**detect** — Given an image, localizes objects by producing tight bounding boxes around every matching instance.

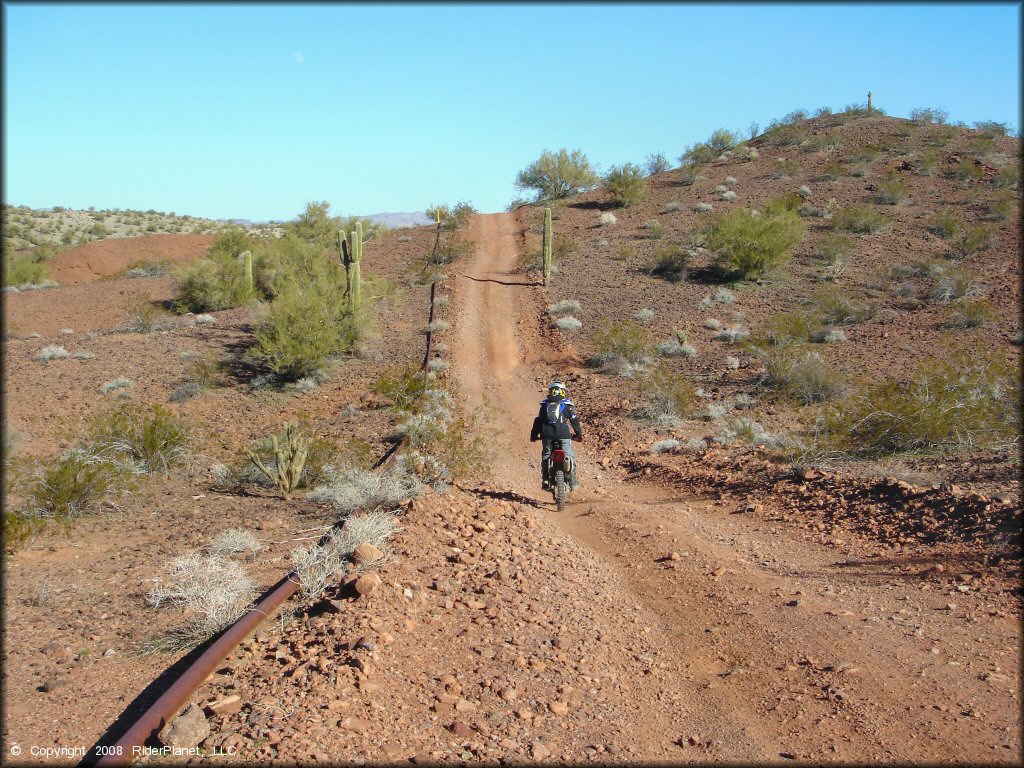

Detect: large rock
[352,542,383,566]
[159,703,210,749]
[354,572,382,597]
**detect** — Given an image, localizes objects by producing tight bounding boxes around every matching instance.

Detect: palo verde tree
[515,149,599,202]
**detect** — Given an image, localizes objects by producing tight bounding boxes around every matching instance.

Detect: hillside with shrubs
[520,104,1020,509]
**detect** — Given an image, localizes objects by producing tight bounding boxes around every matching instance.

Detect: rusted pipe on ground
[91,572,300,767]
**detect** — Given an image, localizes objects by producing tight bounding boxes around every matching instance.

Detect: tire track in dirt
[448,212,1021,763]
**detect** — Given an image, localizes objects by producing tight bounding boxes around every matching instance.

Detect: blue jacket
[530,396,582,441]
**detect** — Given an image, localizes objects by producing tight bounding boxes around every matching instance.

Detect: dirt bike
[546,436,581,511]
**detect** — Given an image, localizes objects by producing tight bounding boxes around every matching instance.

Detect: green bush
[89,403,192,475]
[807,288,877,325]
[251,234,344,300]
[645,152,671,175]
[637,365,697,423]
[174,253,258,313]
[603,163,648,207]
[3,253,51,287]
[252,285,356,381]
[985,190,1017,221]
[759,346,845,404]
[763,192,803,217]
[823,352,1019,455]
[951,158,984,181]
[427,201,477,230]
[925,210,960,238]
[591,320,651,367]
[208,228,254,259]
[679,129,738,167]
[818,232,852,261]
[946,299,995,329]
[649,242,690,282]
[705,208,806,280]
[373,364,426,412]
[952,224,996,258]
[760,311,818,345]
[910,107,948,125]
[831,204,889,234]
[514,149,599,201]
[873,176,908,205]
[431,232,476,266]
[28,448,135,519]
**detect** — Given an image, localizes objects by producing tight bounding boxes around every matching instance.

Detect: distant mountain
[219,212,433,230]
[363,211,433,229]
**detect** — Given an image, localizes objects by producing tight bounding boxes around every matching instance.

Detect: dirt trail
[450,212,1020,763]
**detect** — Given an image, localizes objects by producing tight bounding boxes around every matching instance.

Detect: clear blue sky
[3,2,1020,221]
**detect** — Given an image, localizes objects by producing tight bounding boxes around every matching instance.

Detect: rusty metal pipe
[91,572,300,767]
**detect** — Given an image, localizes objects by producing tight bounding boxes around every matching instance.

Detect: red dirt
[46,234,215,285]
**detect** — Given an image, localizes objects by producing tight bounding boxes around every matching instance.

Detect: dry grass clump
[636,365,697,426]
[758,346,846,405]
[88,403,192,475]
[145,551,257,651]
[945,299,995,329]
[290,510,398,602]
[209,529,262,558]
[807,288,877,325]
[648,242,691,282]
[548,299,582,316]
[309,465,420,517]
[34,345,69,362]
[831,204,889,233]
[555,316,582,331]
[100,377,134,395]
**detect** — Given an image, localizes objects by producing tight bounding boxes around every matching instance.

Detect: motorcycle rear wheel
[554,470,566,511]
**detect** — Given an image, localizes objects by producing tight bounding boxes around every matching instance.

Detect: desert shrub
[641,219,665,239]
[810,327,847,343]
[771,158,801,179]
[432,232,476,265]
[823,352,1018,455]
[762,192,803,217]
[910,107,948,125]
[951,224,996,258]
[427,201,477,230]
[946,299,995,329]
[695,202,714,213]
[604,163,648,207]
[548,299,582,316]
[553,235,580,261]
[599,212,617,227]
[88,403,191,475]
[761,311,817,345]
[34,345,69,362]
[125,260,171,278]
[705,208,806,280]
[715,417,788,448]
[515,149,600,201]
[718,190,737,201]
[28,448,135,519]
[555,316,582,331]
[831,204,888,233]
[209,529,261,559]
[662,201,682,213]
[100,376,134,395]
[650,439,680,454]
[973,120,1012,137]
[645,152,671,175]
[951,157,984,181]
[873,176,908,205]
[126,301,175,333]
[372,363,426,412]
[713,287,735,304]
[208,228,254,260]
[703,317,722,330]
[310,464,420,516]
[649,242,690,282]
[3,254,50,287]
[252,285,357,380]
[807,288,877,324]
[174,254,257,313]
[925,210,960,238]
[760,347,845,405]
[984,190,1017,221]
[637,365,697,424]
[658,339,696,358]
[182,353,223,390]
[929,270,983,303]
[715,325,749,344]
[815,161,846,182]
[818,233,852,262]
[147,551,256,650]
[678,166,701,185]
[634,308,655,322]
[994,165,1020,189]
[589,319,651,373]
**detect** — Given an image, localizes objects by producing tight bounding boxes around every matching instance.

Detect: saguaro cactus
[867,91,873,113]
[242,250,253,293]
[542,207,553,286]
[342,222,364,312]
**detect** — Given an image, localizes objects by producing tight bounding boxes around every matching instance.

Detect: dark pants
[541,438,578,488]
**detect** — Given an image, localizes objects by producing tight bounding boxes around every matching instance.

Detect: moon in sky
[293,52,304,64]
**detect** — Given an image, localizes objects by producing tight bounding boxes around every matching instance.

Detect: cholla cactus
[245,422,309,500]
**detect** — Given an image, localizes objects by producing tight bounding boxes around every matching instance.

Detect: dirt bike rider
[529,381,583,492]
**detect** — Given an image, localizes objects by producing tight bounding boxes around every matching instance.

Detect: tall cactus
[542,207,553,286]
[867,90,873,113]
[242,250,253,293]
[341,222,364,312]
